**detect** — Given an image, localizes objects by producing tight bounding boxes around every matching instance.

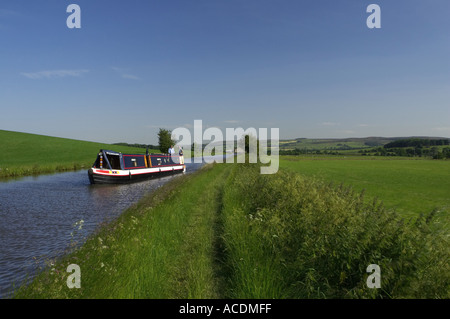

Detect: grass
[221,164,449,298]
[0,130,158,179]
[280,155,450,223]
[13,161,449,299]
[280,138,369,150]
[278,137,396,151]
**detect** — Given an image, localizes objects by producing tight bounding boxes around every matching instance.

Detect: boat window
[106,154,122,170]
[123,155,146,169]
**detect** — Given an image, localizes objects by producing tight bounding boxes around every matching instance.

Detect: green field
[279,137,394,151]
[280,155,450,223]
[0,130,158,178]
[13,162,449,299]
[279,137,450,158]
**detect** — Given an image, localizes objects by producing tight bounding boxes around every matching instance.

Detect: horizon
[1,1,449,144]
[2,128,449,147]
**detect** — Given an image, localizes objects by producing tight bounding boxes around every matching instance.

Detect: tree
[430,147,439,159]
[158,128,175,154]
[191,142,203,157]
[243,134,259,154]
[241,134,260,163]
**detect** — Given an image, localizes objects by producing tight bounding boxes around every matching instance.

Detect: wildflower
[131,216,139,225]
[73,219,84,230]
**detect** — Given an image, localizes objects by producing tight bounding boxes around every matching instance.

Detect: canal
[0,160,208,298]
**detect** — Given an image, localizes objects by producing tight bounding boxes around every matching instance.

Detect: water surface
[0,160,207,298]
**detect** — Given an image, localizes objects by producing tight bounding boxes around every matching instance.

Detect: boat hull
[88,165,185,185]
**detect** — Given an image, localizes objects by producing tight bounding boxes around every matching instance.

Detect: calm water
[0,159,208,298]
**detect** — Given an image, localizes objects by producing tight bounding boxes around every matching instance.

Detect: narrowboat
[88,149,185,184]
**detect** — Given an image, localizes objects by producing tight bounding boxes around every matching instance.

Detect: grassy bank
[14,162,449,299]
[280,155,450,222]
[0,130,158,179]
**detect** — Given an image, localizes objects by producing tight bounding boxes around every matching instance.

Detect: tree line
[360,146,450,159]
[280,149,342,156]
[384,138,449,148]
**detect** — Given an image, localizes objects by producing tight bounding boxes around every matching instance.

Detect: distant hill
[279,136,450,151]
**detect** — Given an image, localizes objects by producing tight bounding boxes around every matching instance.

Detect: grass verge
[222,163,449,298]
[280,155,450,223]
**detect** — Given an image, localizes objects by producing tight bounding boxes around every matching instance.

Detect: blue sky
[1,0,449,144]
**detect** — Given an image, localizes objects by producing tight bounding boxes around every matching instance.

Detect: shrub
[221,164,449,298]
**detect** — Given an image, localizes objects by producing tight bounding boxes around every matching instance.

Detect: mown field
[0,130,158,179]
[13,161,449,299]
[280,155,450,224]
[279,137,388,151]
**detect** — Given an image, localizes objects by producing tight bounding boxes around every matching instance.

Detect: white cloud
[321,122,340,126]
[146,124,167,129]
[111,67,140,80]
[337,130,356,135]
[223,120,240,124]
[122,74,140,80]
[145,124,181,129]
[110,67,125,72]
[0,9,20,17]
[21,69,89,79]
[433,127,450,132]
